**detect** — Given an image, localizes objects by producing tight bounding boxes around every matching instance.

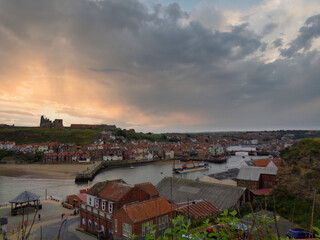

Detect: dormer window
[108,202,113,213]
[102,200,106,211]
[95,199,99,208]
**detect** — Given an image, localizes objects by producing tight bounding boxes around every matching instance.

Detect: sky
[0,0,320,133]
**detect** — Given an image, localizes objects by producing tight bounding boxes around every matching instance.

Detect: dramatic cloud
[0,0,319,132]
[281,14,320,57]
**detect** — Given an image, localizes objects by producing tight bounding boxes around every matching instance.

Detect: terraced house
[79,179,159,239]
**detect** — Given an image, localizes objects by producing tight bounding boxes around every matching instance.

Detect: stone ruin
[40,115,63,128]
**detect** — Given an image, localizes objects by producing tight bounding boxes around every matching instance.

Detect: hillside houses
[0,141,15,150]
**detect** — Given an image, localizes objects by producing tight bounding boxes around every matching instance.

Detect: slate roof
[123,197,172,223]
[173,200,220,218]
[156,177,246,210]
[237,167,277,181]
[10,191,40,204]
[0,218,8,225]
[208,168,240,180]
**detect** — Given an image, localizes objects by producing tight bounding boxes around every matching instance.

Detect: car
[205,223,249,239]
[286,228,316,239]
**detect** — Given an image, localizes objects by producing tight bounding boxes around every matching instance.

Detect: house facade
[112,197,174,240]
[79,180,159,239]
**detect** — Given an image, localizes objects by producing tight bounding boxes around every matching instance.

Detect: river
[0,155,267,205]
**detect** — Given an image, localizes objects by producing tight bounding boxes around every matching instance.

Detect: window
[88,196,92,206]
[123,223,132,237]
[101,225,105,233]
[163,215,168,229]
[102,200,106,211]
[115,219,118,233]
[158,217,162,230]
[142,220,153,236]
[95,199,99,208]
[108,202,113,213]
[88,219,92,227]
[82,217,86,225]
[94,222,98,231]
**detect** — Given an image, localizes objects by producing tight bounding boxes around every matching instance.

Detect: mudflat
[0,163,93,179]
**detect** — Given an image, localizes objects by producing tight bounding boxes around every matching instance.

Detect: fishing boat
[173,160,209,174]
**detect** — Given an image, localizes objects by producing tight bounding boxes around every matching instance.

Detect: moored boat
[173,160,209,174]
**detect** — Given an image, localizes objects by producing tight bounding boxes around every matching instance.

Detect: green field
[0,128,102,145]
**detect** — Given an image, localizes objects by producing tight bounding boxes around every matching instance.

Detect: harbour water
[0,155,267,205]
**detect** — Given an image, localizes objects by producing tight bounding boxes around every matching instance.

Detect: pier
[75,159,162,183]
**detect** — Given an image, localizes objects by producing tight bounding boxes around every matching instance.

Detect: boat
[173,160,209,174]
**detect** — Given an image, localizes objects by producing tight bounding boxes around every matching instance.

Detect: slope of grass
[0,128,101,145]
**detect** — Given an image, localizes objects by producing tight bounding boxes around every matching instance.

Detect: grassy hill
[272,138,320,228]
[0,127,102,145]
[276,138,320,199]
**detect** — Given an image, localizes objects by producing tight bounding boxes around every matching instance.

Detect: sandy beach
[0,163,93,179]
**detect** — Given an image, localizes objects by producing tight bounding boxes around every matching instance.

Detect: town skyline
[1,0,320,133]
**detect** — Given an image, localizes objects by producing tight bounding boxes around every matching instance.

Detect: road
[30,217,96,240]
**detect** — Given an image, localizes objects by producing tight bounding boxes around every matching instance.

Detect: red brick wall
[66,195,82,208]
[80,209,111,238]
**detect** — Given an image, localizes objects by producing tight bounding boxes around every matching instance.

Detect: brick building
[79,179,159,239]
[112,197,174,240]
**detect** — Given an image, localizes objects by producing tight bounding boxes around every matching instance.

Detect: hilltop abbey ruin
[40,116,63,128]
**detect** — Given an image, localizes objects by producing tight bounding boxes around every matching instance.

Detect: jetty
[75,159,162,183]
[75,161,103,182]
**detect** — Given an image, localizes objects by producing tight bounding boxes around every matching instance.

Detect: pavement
[0,200,96,240]
[241,210,297,238]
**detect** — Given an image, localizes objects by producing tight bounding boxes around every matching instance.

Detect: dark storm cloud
[281,14,320,57]
[0,0,319,130]
[273,38,283,47]
[261,23,278,35]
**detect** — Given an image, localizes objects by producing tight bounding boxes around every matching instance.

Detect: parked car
[286,228,316,239]
[206,223,249,239]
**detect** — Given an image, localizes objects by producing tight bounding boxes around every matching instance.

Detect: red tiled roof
[253,158,271,167]
[172,200,220,218]
[124,197,172,223]
[76,193,87,202]
[272,158,281,168]
[252,188,272,196]
[87,179,126,196]
[98,182,132,201]
[135,182,159,197]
